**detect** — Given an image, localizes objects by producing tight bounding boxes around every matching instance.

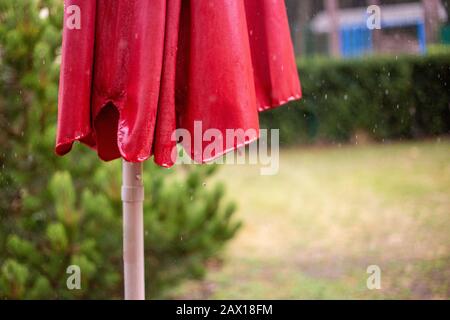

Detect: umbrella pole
[122,160,145,300]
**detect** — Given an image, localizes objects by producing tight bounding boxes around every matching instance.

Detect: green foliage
[261,53,450,145]
[0,0,240,299]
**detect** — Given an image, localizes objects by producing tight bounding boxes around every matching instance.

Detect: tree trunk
[368,0,382,53]
[295,0,313,56]
[423,0,442,44]
[325,0,340,57]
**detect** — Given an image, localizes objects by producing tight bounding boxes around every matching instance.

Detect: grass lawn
[174,139,450,299]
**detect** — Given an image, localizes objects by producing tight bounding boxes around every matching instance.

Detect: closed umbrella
[56,0,301,300]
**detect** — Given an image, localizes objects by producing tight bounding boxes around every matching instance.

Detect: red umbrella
[56,0,301,299]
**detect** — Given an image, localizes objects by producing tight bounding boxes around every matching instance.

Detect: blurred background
[0,0,449,299]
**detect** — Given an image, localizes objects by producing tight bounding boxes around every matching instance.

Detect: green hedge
[261,52,450,145]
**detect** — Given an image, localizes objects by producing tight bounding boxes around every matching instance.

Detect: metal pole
[121,160,145,300]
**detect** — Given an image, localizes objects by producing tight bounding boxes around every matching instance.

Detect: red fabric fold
[56,0,302,166]
[56,0,97,155]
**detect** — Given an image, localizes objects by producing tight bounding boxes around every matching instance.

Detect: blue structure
[340,20,427,58]
[340,20,427,57]
[310,3,447,58]
[340,26,373,57]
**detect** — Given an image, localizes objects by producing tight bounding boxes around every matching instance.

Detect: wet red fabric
[56,0,301,166]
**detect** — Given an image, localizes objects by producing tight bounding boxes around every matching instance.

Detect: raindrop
[39,8,49,20]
